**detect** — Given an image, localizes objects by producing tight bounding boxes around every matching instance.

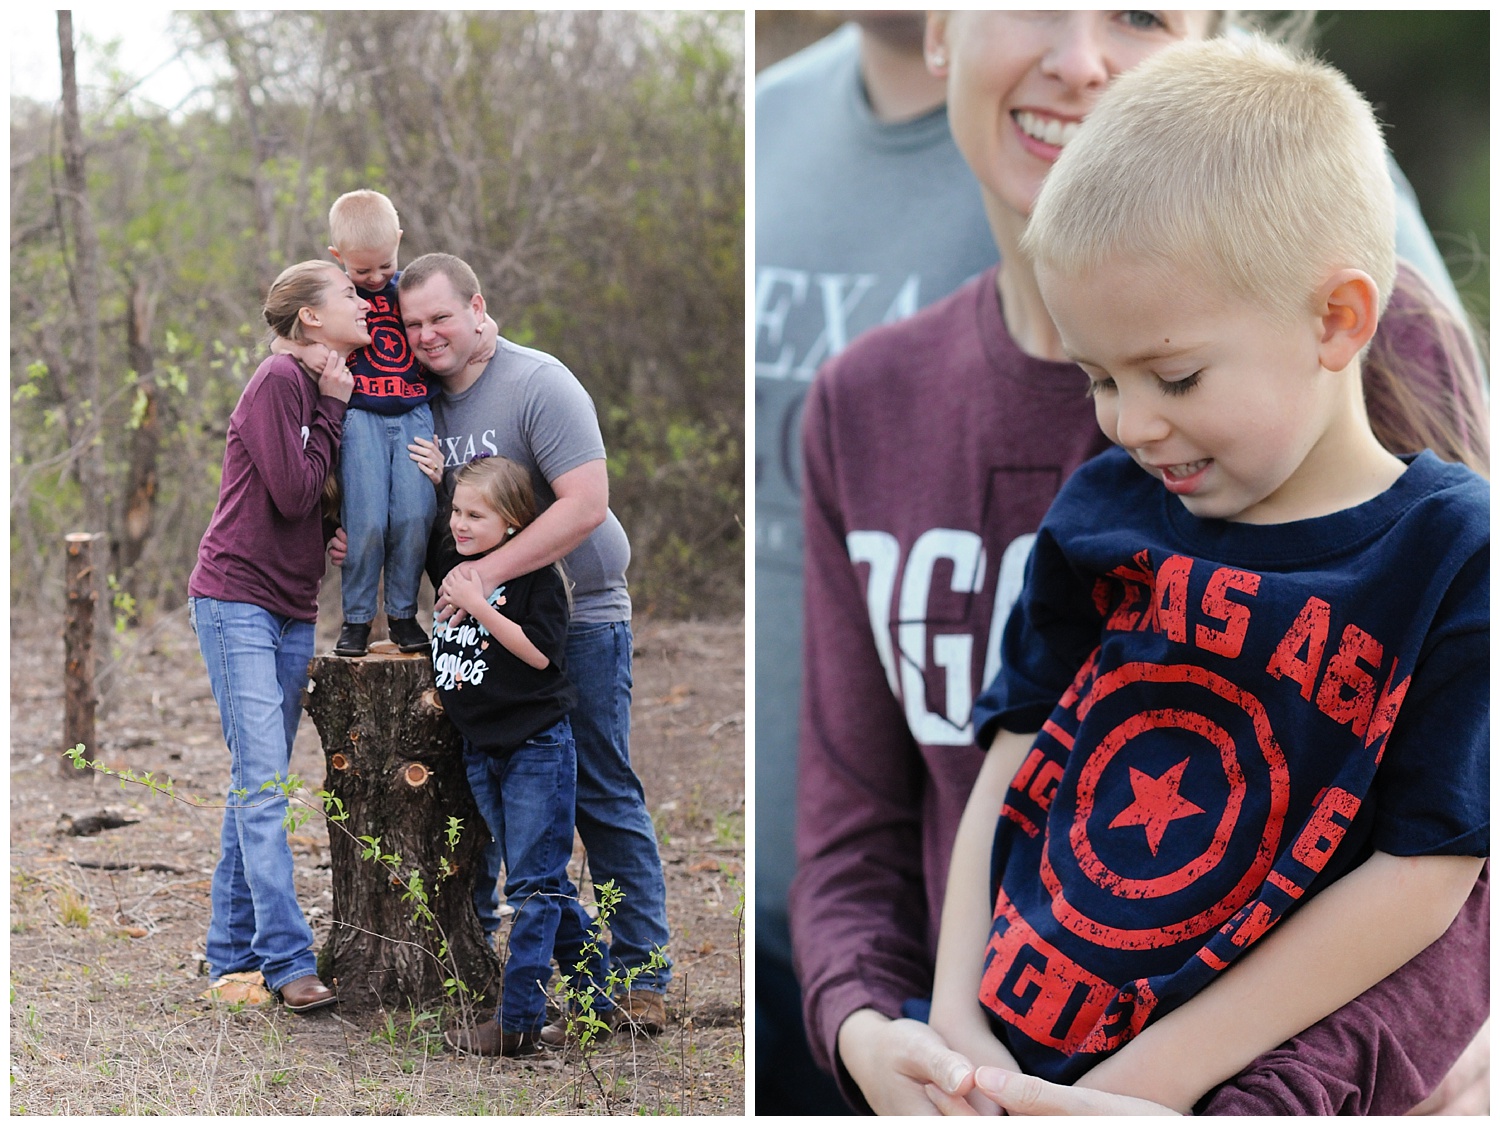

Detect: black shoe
[388,617,430,653]
[334,621,370,657]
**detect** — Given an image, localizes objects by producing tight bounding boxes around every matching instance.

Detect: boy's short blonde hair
[1022,36,1396,322]
[328,189,401,253]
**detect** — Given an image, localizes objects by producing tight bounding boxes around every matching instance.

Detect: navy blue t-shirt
[347,273,437,415]
[971,446,1488,1083]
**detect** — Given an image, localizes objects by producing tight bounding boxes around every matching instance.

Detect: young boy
[321,190,495,656]
[929,37,1487,1114]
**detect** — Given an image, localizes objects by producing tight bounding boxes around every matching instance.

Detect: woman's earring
[928,49,947,70]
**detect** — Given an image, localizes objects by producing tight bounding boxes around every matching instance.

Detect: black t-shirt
[429,543,576,754]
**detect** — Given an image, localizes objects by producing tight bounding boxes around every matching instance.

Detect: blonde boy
[931,38,1487,1112]
[322,189,494,656]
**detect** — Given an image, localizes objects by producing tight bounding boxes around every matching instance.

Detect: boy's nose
[1111,389,1172,450]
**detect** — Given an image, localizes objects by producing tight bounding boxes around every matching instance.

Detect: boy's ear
[327,246,343,267]
[924,12,951,76]
[1316,269,1379,372]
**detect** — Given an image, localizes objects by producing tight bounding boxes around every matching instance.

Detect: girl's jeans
[462,718,613,1033]
[190,597,319,992]
[338,403,437,623]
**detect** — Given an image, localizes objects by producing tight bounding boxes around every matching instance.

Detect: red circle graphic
[1040,661,1290,950]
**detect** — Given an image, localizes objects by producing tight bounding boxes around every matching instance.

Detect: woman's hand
[408,435,445,485]
[927,1067,1179,1116]
[838,1010,978,1116]
[317,348,354,402]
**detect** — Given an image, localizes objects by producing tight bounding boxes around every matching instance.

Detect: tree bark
[63,532,103,778]
[303,647,499,1015]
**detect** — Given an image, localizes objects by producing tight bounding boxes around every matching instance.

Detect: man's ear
[1316,269,1380,372]
[924,12,951,77]
[470,292,487,328]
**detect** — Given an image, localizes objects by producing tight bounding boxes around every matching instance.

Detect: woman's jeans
[473,621,673,993]
[338,403,437,623]
[190,597,318,992]
[462,719,613,1033]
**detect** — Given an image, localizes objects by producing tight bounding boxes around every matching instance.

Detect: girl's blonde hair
[1023,36,1395,323]
[262,261,342,345]
[451,456,573,601]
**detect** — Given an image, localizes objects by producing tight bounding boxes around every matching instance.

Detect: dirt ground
[9,607,745,1115]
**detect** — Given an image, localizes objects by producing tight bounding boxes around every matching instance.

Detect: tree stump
[303,644,499,1014]
[63,532,104,778]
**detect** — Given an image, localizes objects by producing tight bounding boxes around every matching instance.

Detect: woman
[788,11,1487,1114]
[187,261,363,1012]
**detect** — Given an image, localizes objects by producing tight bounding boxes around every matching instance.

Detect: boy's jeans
[190,597,319,992]
[472,622,673,992]
[462,720,613,1033]
[339,404,437,623]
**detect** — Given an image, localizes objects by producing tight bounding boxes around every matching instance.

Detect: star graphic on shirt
[1108,757,1204,856]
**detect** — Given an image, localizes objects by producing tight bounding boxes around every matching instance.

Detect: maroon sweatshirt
[188,354,345,621]
[791,263,1488,1113]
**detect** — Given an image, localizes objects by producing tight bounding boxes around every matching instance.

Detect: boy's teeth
[1166,459,1209,479]
[1016,111,1081,148]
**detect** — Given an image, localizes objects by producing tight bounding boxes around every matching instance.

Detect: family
[186,190,670,1055]
[762,11,1487,1119]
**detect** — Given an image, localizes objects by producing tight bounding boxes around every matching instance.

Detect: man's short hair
[397,253,482,303]
[1022,36,1397,321]
[328,189,401,252]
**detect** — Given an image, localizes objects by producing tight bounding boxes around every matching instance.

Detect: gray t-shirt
[754,24,998,962]
[432,337,631,624]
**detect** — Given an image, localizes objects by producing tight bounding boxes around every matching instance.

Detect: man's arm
[437,458,607,619]
[1077,850,1485,1113]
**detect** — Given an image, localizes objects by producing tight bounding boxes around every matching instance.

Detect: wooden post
[63,532,104,777]
[303,645,500,1014]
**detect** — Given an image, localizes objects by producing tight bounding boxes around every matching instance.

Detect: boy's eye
[1158,371,1202,397]
[1119,11,1168,32]
[1084,376,1116,398]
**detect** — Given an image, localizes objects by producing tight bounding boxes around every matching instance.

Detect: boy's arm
[928,728,1036,1106]
[1076,850,1485,1113]
[464,314,500,373]
[270,335,340,373]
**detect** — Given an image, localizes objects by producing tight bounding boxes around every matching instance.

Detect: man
[399,251,672,1042]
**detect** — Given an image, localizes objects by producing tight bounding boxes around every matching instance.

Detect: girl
[789,10,1488,1115]
[429,455,615,1057]
[188,260,362,1013]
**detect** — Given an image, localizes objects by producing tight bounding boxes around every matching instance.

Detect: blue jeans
[462,720,613,1033]
[189,597,319,992]
[339,404,437,623]
[565,621,672,991]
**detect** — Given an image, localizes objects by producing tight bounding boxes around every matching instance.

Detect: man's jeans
[190,597,318,992]
[339,404,437,623]
[462,720,613,1033]
[474,621,672,992]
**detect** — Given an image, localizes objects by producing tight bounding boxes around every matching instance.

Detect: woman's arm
[928,728,1034,1107]
[1077,850,1485,1113]
[238,356,350,521]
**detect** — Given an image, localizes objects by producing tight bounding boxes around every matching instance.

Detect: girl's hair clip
[468,452,493,463]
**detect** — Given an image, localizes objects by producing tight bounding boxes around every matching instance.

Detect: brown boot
[612,990,667,1035]
[444,1019,541,1058]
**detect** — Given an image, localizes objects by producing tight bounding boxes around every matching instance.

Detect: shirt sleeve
[788,368,936,1099]
[519,360,608,485]
[1201,863,1489,1114]
[238,361,345,521]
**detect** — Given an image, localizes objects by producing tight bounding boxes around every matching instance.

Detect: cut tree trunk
[303,644,499,1014]
[63,532,103,777]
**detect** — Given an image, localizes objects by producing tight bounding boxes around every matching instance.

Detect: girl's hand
[408,435,445,484]
[448,566,501,618]
[317,348,354,402]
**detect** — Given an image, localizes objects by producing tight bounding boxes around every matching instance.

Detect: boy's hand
[274,336,339,376]
[327,527,348,566]
[928,1067,1178,1116]
[317,348,354,402]
[469,314,500,370]
[408,435,445,485]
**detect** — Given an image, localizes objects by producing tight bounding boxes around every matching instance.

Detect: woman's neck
[986,199,1069,362]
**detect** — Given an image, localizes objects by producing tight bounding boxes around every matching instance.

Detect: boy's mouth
[1014,110,1082,149]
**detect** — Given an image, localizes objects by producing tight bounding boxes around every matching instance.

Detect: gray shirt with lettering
[431,337,631,624]
[754,23,998,961]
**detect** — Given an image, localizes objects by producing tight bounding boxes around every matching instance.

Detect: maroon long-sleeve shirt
[188,354,345,621]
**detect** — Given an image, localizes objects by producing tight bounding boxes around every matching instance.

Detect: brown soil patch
[10,610,745,1115]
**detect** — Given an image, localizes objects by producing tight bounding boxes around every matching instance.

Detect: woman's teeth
[1016,111,1081,148]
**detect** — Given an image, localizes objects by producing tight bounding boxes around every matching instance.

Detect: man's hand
[327,526,348,566]
[927,1066,1179,1116]
[837,1010,977,1116]
[408,434,445,485]
[317,347,354,402]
